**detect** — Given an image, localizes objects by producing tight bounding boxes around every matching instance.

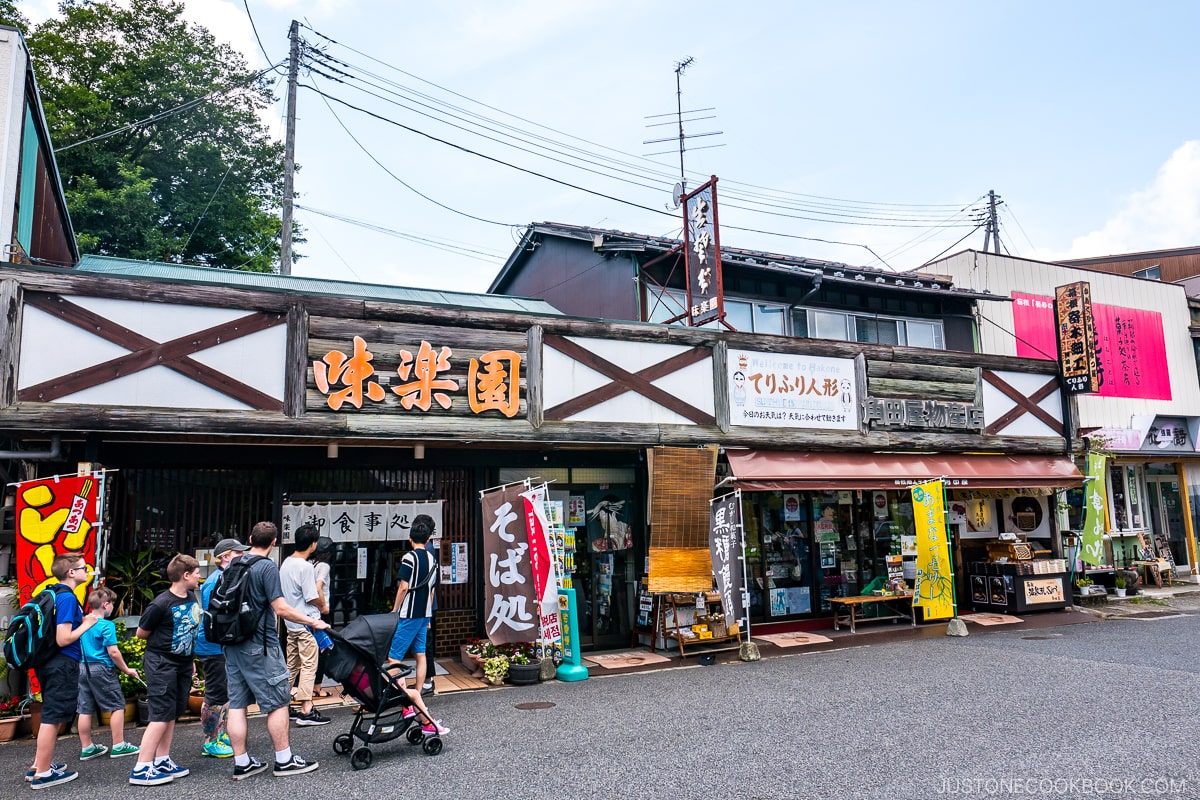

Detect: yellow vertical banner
[911,479,955,621]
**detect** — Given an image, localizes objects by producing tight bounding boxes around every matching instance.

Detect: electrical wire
[918,220,989,267]
[54,61,286,153]
[180,160,234,255]
[294,203,505,262]
[242,0,275,66]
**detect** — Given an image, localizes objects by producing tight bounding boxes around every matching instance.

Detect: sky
[23,1,1200,292]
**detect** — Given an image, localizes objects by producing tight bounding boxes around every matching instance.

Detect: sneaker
[232,756,268,780]
[294,709,331,727]
[402,706,416,720]
[202,739,234,758]
[153,757,190,778]
[287,704,299,718]
[218,732,231,747]
[25,763,65,782]
[80,743,109,760]
[30,767,78,790]
[421,720,449,735]
[421,679,435,696]
[128,765,172,787]
[110,742,140,758]
[273,754,319,776]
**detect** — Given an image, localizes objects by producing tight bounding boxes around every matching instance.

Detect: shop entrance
[1145,469,1188,573]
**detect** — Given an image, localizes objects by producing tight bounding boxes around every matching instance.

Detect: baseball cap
[213,538,251,557]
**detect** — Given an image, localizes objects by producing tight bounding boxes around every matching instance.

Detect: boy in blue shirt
[28,553,98,790]
[77,586,141,759]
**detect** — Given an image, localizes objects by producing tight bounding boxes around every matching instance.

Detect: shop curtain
[647,446,718,593]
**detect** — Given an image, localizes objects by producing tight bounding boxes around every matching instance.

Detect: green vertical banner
[1080,453,1108,566]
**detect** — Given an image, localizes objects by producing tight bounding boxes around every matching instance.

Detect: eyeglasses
[68,566,86,574]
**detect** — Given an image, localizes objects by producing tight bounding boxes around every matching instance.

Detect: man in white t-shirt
[279,525,329,726]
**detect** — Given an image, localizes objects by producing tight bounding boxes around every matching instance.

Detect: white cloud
[1040,140,1200,260]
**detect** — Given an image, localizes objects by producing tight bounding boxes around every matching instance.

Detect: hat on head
[213,538,251,558]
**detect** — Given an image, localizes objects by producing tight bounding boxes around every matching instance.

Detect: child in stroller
[323,614,447,770]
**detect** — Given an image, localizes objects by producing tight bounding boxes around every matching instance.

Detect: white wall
[0,29,27,252]
[934,251,1200,428]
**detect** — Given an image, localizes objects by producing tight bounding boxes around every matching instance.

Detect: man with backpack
[217,521,330,780]
[27,553,99,789]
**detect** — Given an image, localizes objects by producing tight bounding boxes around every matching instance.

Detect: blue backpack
[3,584,73,670]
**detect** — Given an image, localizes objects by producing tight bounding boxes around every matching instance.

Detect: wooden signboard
[1054,282,1101,394]
[1153,534,1177,570]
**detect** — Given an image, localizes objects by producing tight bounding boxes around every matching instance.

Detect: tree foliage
[27,0,298,271]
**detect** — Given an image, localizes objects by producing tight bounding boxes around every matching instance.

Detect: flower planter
[136,694,150,726]
[507,660,542,686]
[0,715,26,742]
[187,690,204,716]
[460,645,484,677]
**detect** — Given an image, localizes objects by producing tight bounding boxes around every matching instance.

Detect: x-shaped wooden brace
[542,334,714,425]
[982,369,1062,436]
[19,293,286,411]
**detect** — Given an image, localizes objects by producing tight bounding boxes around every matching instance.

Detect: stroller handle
[383,662,414,679]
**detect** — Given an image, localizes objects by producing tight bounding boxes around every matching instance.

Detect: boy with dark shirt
[129,554,202,786]
[28,553,98,790]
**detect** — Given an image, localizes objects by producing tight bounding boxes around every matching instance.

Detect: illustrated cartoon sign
[15,474,101,604]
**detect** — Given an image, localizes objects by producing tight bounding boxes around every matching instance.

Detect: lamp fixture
[326,442,339,459]
[414,444,425,460]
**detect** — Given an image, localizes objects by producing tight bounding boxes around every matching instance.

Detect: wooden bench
[829,593,916,633]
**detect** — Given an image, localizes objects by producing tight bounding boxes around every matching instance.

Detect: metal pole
[280,20,300,275]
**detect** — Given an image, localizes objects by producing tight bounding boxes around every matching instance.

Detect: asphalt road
[3,601,1199,799]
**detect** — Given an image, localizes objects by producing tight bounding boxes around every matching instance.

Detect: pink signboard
[1011,292,1171,400]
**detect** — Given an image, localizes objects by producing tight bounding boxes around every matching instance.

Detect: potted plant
[1114,576,1127,598]
[1075,576,1094,596]
[482,655,509,686]
[115,623,148,724]
[505,643,542,686]
[461,638,488,677]
[105,549,169,617]
[187,667,205,716]
[0,695,27,742]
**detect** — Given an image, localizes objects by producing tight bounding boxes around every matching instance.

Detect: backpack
[4,584,74,670]
[203,554,266,647]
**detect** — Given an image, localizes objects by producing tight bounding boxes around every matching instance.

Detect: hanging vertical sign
[520,484,562,651]
[1080,453,1108,566]
[911,479,955,621]
[480,485,538,644]
[682,175,725,327]
[15,473,102,604]
[1054,281,1101,394]
[709,492,746,625]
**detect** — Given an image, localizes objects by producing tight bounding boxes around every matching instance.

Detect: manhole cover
[1122,611,1185,620]
[514,702,556,711]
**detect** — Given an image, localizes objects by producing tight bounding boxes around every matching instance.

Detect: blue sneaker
[30,767,77,790]
[128,764,173,786]
[25,763,65,782]
[153,756,189,778]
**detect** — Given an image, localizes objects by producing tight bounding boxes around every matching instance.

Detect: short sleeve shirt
[225,555,283,652]
[396,548,437,619]
[193,569,224,657]
[139,590,201,663]
[54,586,84,662]
[79,617,117,667]
[314,561,331,608]
[279,556,319,632]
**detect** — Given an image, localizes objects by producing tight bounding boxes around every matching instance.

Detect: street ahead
[3,599,1199,800]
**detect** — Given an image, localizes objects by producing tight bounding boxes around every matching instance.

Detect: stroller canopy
[335,613,400,665]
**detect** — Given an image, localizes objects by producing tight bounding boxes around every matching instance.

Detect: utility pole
[279,19,299,275]
[982,189,1001,254]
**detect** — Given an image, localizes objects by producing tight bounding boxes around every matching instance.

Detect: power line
[294,203,505,262]
[242,0,275,66]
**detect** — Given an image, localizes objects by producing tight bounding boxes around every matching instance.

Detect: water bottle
[313,627,333,652]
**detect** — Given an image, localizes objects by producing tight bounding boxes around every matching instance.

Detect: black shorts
[34,653,80,725]
[143,650,190,722]
[198,653,228,706]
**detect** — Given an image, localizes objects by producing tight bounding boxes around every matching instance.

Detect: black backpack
[203,555,266,647]
[4,584,74,670]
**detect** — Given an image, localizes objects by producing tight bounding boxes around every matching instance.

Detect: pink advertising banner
[1011,292,1171,401]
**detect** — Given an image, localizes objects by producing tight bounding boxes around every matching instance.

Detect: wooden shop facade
[0,257,1080,654]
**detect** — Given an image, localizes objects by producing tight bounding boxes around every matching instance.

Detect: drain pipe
[0,436,62,460]
[799,272,823,303]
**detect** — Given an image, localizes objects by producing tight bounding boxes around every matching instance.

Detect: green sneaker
[218,732,231,747]
[109,742,140,758]
[201,740,234,758]
[80,744,108,761]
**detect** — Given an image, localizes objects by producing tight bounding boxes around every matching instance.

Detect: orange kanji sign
[393,341,456,411]
[468,350,521,418]
[313,335,386,411]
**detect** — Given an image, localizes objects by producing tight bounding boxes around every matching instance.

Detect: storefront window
[1108,464,1147,531]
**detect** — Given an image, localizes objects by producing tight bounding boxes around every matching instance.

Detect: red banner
[14,475,99,604]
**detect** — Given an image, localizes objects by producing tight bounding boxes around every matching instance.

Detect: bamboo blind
[647,445,718,593]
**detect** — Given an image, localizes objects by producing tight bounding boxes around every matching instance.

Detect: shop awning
[726,451,1084,491]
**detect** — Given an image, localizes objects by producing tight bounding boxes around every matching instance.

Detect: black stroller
[322,613,444,769]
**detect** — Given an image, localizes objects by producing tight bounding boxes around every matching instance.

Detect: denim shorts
[143,650,190,722]
[35,653,80,725]
[224,642,291,713]
[77,663,126,715]
[388,617,429,660]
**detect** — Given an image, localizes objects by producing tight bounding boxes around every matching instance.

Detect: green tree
[27,0,298,272]
[0,2,28,33]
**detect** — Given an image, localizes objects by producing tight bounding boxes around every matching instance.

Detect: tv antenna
[643,56,723,208]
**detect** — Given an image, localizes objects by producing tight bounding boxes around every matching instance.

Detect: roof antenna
[643,57,723,209]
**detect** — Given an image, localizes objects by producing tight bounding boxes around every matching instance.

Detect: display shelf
[658,593,739,658]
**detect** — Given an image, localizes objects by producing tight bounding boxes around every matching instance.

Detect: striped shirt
[397,548,437,618]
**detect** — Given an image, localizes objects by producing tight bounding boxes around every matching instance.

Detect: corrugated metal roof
[75,255,563,315]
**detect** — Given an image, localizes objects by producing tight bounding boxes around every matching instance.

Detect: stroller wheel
[422,737,442,756]
[333,734,353,755]
[350,746,374,771]
[405,727,425,745]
